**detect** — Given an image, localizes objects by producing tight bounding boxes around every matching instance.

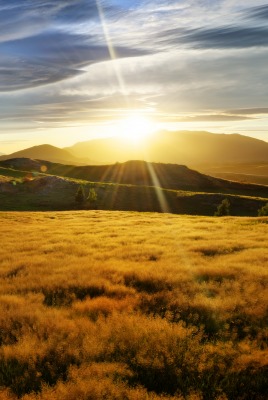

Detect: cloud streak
[246,4,268,20]
[159,26,268,49]
[225,108,268,115]
[0,0,148,91]
[0,31,149,91]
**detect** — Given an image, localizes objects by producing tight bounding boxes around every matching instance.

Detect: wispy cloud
[0,30,148,91]
[246,4,268,20]
[0,0,147,91]
[158,26,268,49]
[225,108,268,115]
[161,114,255,122]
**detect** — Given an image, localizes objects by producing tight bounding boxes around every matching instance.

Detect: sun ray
[96,0,128,99]
[146,162,170,213]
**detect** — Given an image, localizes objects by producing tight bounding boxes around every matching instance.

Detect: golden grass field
[0,211,267,399]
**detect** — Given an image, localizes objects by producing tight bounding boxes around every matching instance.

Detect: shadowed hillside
[0,173,266,215]
[0,159,267,215]
[1,158,267,197]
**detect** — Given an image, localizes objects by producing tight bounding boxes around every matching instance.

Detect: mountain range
[66,131,268,165]
[0,131,268,185]
[1,131,268,171]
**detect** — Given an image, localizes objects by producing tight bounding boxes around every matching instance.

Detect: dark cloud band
[0,29,149,91]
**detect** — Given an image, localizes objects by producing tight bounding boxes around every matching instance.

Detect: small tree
[258,202,268,216]
[75,185,86,204]
[214,198,230,216]
[87,187,97,206]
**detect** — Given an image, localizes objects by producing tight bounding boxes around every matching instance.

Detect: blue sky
[0,0,268,152]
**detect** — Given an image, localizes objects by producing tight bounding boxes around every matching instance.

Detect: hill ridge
[0,144,92,165]
[0,158,267,215]
[1,158,267,196]
[2,131,268,167]
[66,130,268,165]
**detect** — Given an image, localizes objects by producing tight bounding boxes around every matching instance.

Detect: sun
[116,113,156,145]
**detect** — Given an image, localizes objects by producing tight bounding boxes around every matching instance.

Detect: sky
[0,0,268,153]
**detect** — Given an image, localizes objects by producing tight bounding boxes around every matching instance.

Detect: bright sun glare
[116,114,156,145]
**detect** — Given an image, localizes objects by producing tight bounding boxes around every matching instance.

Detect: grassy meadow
[0,211,267,399]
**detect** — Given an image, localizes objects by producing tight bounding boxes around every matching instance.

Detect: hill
[66,131,268,165]
[0,144,91,165]
[1,158,268,197]
[196,162,268,186]
[2,132,268,181]
[0,158,267,215]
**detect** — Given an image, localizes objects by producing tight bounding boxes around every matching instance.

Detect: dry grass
[0,211,267,399]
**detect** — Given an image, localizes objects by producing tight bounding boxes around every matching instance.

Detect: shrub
[75,185,86,204]
[87,187,97,206]
[214,198,230,216]
[258,202,268,216]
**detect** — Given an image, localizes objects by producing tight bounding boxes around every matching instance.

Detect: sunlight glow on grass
[0,211,267,399]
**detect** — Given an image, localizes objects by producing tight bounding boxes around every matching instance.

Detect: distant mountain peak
[0,144,91,165]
